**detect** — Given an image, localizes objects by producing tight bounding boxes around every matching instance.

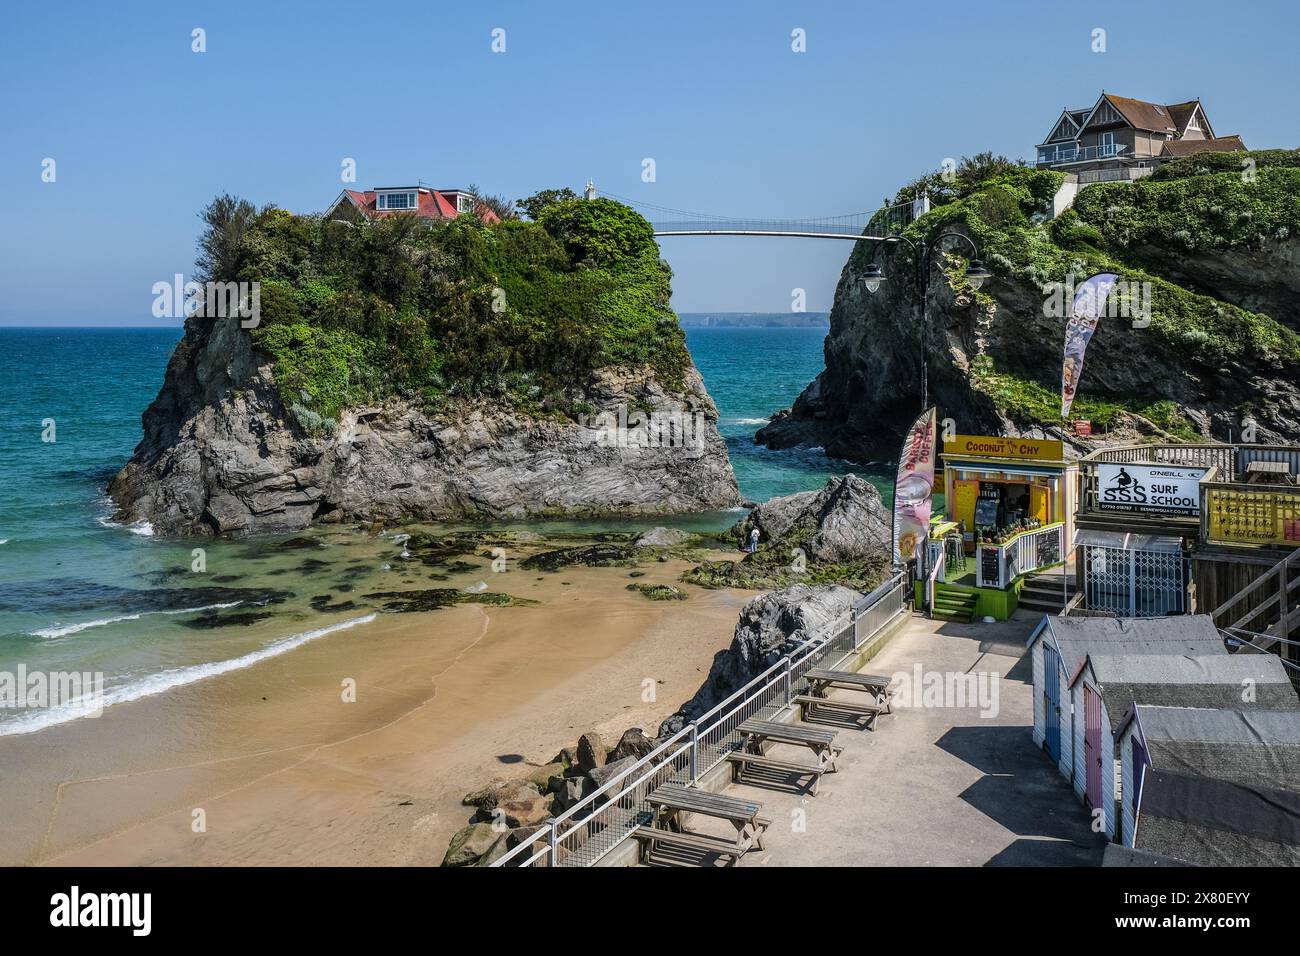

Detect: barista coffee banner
[1060,273,1118,419]
[892,407,937,565]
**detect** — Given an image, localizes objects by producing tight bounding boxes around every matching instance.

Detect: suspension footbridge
[601,189,923,242]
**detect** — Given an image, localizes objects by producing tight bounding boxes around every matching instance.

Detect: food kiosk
[923,434,1077,619]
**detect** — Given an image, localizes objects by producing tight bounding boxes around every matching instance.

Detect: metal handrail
[490,571,909,866]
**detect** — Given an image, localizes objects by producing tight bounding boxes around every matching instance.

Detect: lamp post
[860,230,990,413]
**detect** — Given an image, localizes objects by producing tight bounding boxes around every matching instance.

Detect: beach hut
[1067,652,1297,839]
[1026,615,1225,789]
[1115,700,1300,851]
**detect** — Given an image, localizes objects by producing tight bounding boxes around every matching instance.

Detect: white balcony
[1035,143,1128,167]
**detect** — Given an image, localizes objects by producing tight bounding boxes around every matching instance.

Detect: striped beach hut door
[1084,684,1102,809]
[1043,644,1061,761]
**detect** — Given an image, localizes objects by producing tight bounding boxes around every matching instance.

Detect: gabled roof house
[1036,92,1246,173]
[326,186,500,225]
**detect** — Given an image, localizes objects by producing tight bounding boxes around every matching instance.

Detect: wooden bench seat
[726,750,831,795]
[632,825,748,866]
[792,693,884,730]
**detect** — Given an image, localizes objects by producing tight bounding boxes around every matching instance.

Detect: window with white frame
[456,193,474,213]
[378,192,417,210]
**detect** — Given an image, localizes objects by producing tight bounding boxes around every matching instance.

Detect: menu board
[974,496,1000,527]
[1206,488,1300,546]
[979,546,1001,587]
[1037,529,1062,567]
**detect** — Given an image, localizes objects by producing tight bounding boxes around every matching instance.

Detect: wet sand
[0,557,753,866]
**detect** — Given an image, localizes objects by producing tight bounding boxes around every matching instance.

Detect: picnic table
[639,782,767,864]
[803,667,895,710]
[737,717,842,772]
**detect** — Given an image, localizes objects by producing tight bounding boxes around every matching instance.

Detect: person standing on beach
[747,527,760,553]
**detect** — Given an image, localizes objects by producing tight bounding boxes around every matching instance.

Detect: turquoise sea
[0,325,886,735]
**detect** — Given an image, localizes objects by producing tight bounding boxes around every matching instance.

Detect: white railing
[925,546,946,616]
[976,523,1064,590]
[490,571,909,867]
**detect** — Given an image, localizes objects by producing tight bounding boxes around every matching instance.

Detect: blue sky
[2,0,1296,325]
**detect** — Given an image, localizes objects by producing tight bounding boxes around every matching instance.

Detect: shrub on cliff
[879,158,1300,433]
[193,190,689,423]
[536,197,657,268]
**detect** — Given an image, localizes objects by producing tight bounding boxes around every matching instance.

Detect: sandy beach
[0,555,753,866]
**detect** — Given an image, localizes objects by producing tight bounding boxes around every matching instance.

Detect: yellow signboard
[1206,487,1300,547]
[943,434,1065,462]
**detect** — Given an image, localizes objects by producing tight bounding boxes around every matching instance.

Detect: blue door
[1043,643,1061,762]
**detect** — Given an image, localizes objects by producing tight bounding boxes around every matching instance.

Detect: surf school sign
[1097,463,1206,517]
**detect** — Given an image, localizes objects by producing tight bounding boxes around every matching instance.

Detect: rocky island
[759,150,1300,460]
[110,194,740,535]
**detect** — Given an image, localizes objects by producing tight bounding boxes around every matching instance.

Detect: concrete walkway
[659,610,1106,867]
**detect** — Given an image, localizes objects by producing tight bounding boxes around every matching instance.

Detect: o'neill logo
[1097,463,1204,516]
[50,886,151,936]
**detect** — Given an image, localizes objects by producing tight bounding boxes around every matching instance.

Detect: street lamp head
[964,259,991,290]
[860,263,886,294]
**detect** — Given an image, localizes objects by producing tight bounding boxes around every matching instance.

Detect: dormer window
[377,191,417,210]
[456,193,474,214]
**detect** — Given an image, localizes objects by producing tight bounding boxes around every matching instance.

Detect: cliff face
[759,157,1300,461]
[109,315,739,535]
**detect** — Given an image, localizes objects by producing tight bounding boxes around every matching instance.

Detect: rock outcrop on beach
[735,474,891,563]
[682,475,892,591]
[109,192,741,536]
[757,151,1300,461]
[658,583,861,736]
[109,325,737,535]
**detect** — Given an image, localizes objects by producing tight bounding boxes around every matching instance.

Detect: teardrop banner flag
[892,406,937,565]
[1060,272,1119,419]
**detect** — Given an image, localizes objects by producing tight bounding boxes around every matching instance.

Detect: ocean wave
[730,417,771,426]
[96,514,154,536]
[0,613,377,737]
[30,601,243,639]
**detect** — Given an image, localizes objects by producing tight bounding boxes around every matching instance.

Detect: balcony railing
[1036,143,1128,167]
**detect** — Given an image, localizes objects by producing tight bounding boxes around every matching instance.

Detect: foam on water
[0,613,378,736]
[30,602,244,639]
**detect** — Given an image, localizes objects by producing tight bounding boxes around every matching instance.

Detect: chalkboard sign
[980,546,1001,587]
[1036,529,1061,568]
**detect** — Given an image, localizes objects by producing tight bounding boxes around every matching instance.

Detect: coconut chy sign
[1096,463,1206,516]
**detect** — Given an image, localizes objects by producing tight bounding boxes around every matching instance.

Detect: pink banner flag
[892,407,937,565]
[1060,273,1119,419]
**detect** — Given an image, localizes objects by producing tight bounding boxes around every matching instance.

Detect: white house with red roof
[326,185,500,224]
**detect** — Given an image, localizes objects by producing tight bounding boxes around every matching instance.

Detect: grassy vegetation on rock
[882,150,1300,431]
[197,193,692,431]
